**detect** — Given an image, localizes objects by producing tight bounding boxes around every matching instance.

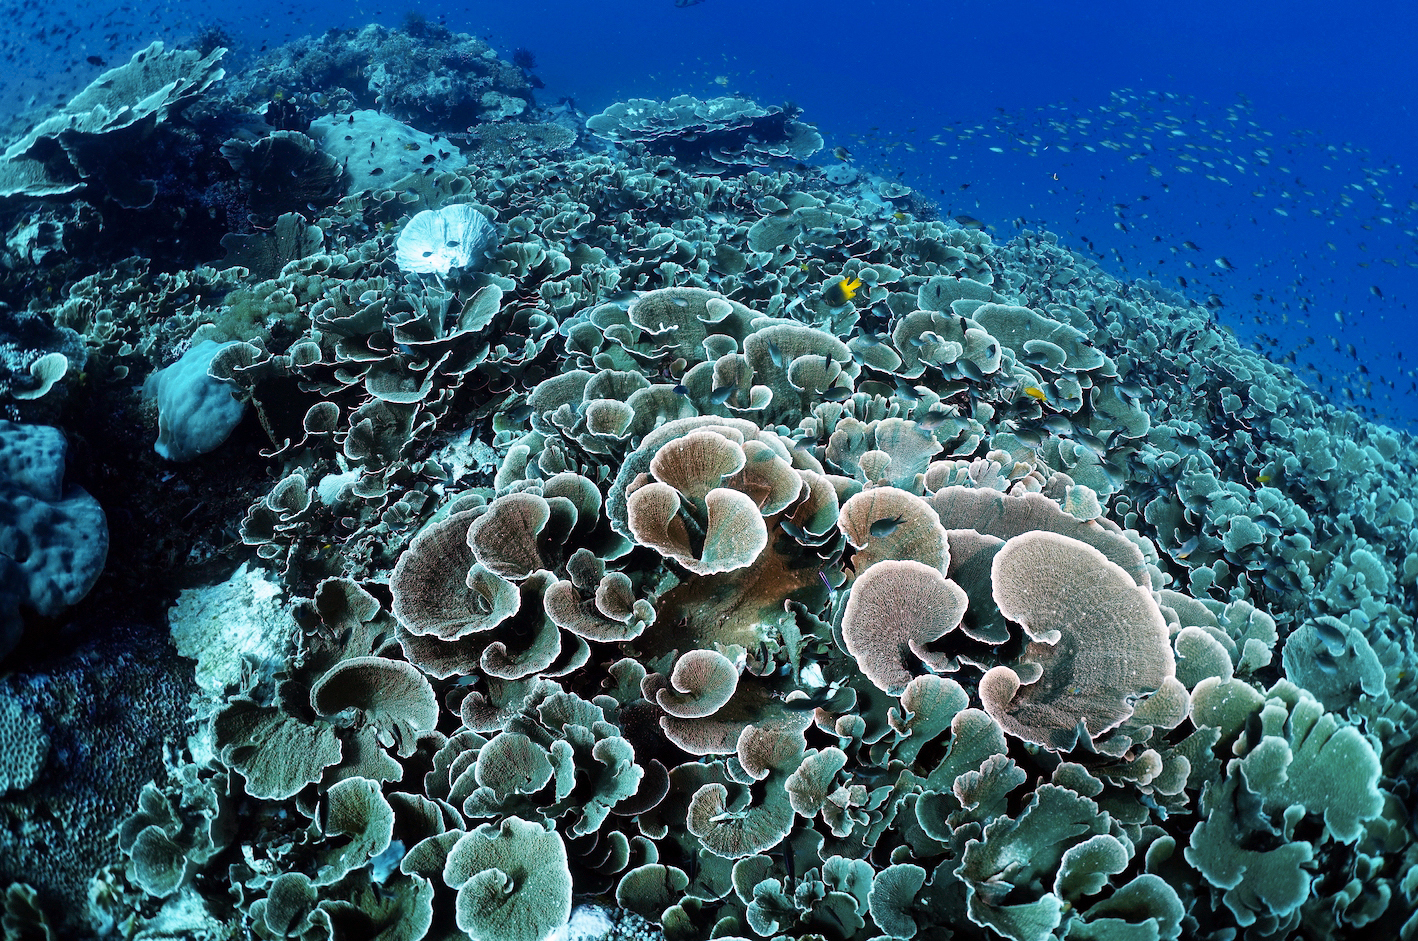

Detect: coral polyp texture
[0,21,1416,941]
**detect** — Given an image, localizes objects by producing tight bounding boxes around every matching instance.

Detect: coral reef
[0,624,198,923]
[229,23,535,132]
[0,19,1416,941]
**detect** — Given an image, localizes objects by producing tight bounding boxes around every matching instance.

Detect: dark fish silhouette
[870,515,906,538]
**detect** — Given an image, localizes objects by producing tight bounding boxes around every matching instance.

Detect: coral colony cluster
[1,21,1417,941]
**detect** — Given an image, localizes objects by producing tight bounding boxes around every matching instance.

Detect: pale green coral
[32,40,1412,941]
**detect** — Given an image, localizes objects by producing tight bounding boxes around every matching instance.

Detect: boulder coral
[0,697,47,795]
[0,420,109,658]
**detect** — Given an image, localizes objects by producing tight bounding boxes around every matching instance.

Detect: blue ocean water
[3,0,1412,427]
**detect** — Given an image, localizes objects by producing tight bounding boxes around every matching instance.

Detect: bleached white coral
[395,203,497,275]
[545,905,614,941]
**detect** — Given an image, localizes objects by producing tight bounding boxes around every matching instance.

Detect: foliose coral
[396,204,500,276]
[0,42,226,208]
[2,22,1416,941]
[587,95,824,175]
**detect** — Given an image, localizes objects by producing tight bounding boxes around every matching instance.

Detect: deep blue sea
[4,0,1413,428]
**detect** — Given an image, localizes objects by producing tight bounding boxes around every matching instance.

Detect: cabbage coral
[3,30,1411,941]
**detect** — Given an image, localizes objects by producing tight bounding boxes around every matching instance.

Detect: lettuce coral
[142,254,1393,937]
[123,252,1406,939]
[6,30,1408,941]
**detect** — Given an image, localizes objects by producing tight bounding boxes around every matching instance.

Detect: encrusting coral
[1,21,1416,941]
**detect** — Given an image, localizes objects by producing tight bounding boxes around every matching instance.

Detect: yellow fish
[1022,385,1048,402]
[823,276,862,306]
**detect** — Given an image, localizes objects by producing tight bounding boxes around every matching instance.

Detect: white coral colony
[395,203,497,275]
